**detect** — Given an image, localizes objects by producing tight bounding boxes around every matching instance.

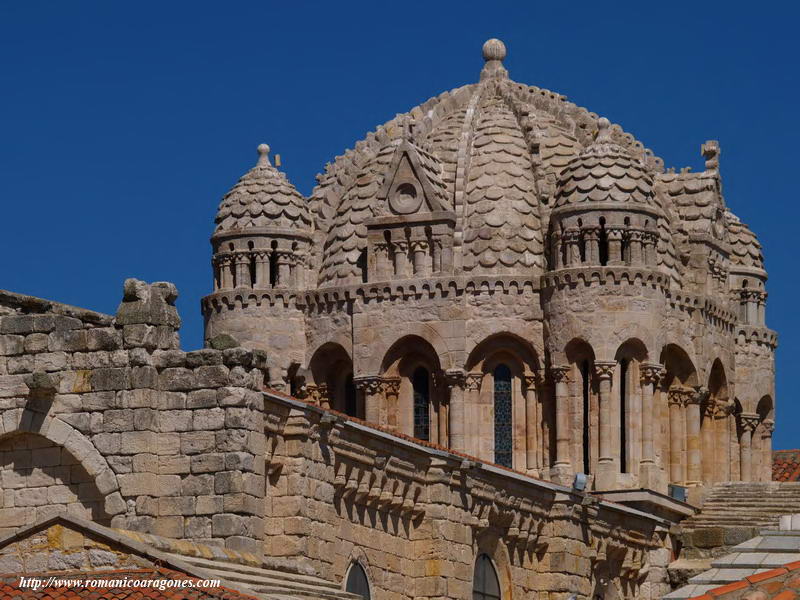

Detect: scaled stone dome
[311,42,664,285]
[553,118,655,209]
[215,144,311,233]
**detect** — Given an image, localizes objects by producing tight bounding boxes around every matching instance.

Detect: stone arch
[342,545,374,599]
[702,359,733,484]
[0,413,123,531]
[474,529,513,600]
[364,322,454,376]
[752,395,775,482]
[381,336,445,443]
[658,344,699,485]
[659,344,698,389]
[465,333,541,471]
[307,342,357,416]
[564,338,597,478]
[0,412,120,501]
[466,332,539,375]
[613,339,648,476]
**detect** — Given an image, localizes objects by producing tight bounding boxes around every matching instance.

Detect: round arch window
[345,561,370,599]
[473,554,501,600]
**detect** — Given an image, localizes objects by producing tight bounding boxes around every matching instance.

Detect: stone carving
[594,361,616,380]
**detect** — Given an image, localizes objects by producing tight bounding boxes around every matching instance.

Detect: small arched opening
[344,562,370,599]
[381,335,444,443]
[473,554,501,600]
[493,364,513,468]
[307,343,356,416]
[614,339,648,476]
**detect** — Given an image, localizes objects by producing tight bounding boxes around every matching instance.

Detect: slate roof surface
[215,145,311,233]
[774,451,800,482]
[687,561,800,600]
[0,568,260,600]
[726,212,765,271]
[667,531,800,600]
[554,119,655,209]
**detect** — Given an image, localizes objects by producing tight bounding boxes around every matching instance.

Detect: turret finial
[480,38,508,82]
[257,143,271,167]
[596,118,612,142]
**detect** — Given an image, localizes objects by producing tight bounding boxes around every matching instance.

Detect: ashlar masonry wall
[262,392,675,600]
[0,281,267,554]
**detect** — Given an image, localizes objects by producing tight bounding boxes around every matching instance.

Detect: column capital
[686,386,709,405]
[353,376,382,395]
[381,377,400,396]
[551,365,571,384]
[640,362,665,386]
[593,361,616,380]
[667,386,694,406]
[444,369,466,389]
[762,419,775,435]
[465,373,482,391]
[523,373,538,390]
[739,412,760,432]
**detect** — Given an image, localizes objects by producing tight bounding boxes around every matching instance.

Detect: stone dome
[310,41,664,286]
[553,118,656,210]
[726,211,765,271]
[215,144,312,233]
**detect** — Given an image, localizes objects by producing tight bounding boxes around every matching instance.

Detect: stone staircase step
[680,482,800,533]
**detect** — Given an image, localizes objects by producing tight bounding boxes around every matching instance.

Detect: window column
[551,366,572,484]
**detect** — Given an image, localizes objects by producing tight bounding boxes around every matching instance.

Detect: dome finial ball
[256,143,271,167]
[482,38,506,62]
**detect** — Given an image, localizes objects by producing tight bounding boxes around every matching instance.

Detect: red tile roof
[773,450,800,482]
[0,568,260,600]
[689,560,800,600]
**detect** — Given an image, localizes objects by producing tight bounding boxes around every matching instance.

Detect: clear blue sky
[1,2,797,449]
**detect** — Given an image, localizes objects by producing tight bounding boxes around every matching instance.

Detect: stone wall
[0,432,107,528]
[262,391,675,600]
[0,281,267,554]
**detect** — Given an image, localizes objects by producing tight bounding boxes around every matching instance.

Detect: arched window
[581,359,591,474]
[269,240,279,287]
[598,217,608,266]
[493,364,512,468]
[412,367,430,441]
[345,562,370,599]
[473,554,501,600]
[619,358,628,473]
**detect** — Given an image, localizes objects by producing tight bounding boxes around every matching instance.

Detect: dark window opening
[413,367,430,441]
[269,240,278,287]
[581,360,591,474]
[473,554,501,600]
[599,217,609,266]
[619,359,628,473]
[345,562,370,599]
[357,248,368,283]
[493,364,513,468]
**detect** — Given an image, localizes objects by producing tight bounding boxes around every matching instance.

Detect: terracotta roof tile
[773,450,800,482]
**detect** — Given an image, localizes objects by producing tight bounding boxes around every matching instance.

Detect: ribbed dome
[554,118,655,209]
[215,144,311,233]
[310,42,665,286]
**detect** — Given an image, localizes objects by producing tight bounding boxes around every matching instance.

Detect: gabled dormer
[366,136,455,281]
